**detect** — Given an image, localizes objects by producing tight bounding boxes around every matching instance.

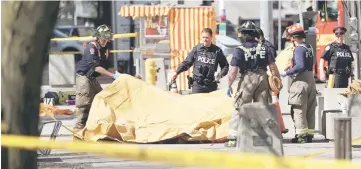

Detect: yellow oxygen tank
[327,74,335,88]
[145,58,157,85]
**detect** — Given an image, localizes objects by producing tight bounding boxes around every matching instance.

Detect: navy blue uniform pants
[191,81,217,94]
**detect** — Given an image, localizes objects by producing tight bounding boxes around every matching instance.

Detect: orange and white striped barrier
[271,92,288,133]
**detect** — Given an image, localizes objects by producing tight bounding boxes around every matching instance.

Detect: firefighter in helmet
[279,24,317,143]
[225,21,281,147]
[319,26,354,88]
[74,24,121,140]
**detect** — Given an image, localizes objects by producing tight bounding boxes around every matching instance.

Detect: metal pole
[277,0,282,51]
[111,0,118,72]
[260,1,273,44]
[298,2,304,28]
[357,0,361,79]
[334,117,352,160]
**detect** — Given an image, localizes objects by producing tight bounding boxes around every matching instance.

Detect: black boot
[291,134,306,143]
[305,134,313,143]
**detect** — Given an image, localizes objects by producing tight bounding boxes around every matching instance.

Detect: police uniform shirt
[176,43,229,79]
[230,39,275,71]
[76,42,112,76]
[286,42,313,75]
[321,42,353,68]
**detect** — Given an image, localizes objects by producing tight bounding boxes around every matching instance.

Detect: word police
[336,52,351,58]
[197,56,216,64]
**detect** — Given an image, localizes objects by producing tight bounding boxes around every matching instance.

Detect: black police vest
[237,42,268,73]
[328,42,353,71]
[193,45,218,80]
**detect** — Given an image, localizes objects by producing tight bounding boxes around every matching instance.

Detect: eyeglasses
[335,32,345,36]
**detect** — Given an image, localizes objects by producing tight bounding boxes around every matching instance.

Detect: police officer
[225,21,281,147]
[172,28,229,93]
[279,24,317,143]
[74,24,122,139]
[319,26,354,88]
[256,27,277,58]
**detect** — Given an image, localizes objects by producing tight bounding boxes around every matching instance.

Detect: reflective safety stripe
[255,42,263,55]
[295,128,309,135]
[237,42,263,58]
[89,42,109,59]
[237,46,251,56]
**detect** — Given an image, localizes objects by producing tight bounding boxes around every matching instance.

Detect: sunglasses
[335,32,345,36]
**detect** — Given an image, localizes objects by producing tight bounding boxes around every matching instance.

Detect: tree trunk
[1,2,59,169]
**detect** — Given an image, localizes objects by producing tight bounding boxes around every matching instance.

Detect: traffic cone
[272,92,288,134]
[170,80,178,94]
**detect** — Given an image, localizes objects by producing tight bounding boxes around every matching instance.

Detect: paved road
[37,80,361,169]
[38,113,361,169]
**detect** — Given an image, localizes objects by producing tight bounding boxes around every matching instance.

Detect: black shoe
[305,135,313,143]
[291,135,306,143]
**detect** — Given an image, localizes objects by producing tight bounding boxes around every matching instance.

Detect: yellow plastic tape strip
[2,134,361,169]
[49,50,134,55]
[301,136,361,158]
[50,32,139,41]
[48,116,85,140]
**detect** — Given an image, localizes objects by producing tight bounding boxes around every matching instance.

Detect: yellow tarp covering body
[119,5,216,91]
[79,75,234,143]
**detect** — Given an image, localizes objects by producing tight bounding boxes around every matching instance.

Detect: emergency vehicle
[282,0,352,81]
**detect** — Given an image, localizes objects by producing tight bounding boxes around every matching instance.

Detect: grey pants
[74,74,102,129]
[228,70,271,139]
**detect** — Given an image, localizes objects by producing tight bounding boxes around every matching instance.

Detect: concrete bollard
[347,94,361,144]
[334,117,352,160]
[236,102,284,156]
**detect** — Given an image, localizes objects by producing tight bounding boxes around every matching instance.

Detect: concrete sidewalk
[38,112,361,169]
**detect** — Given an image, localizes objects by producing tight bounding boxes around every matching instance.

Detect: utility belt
[191,76,216,86]
[328,67,351,77]
[77,69,97,79]
[240,66,266,74]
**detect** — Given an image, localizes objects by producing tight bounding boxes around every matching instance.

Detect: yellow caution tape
[49,50,134,55]
[301,136,361,159]
[48,116,85,140]
[50,32,139,41]
[2,134,361,169]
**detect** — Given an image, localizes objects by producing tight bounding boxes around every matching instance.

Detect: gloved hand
[112,71,122,80]
[280,71,287,77]
[226,86,233,97]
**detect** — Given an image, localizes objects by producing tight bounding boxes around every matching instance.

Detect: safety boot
[306,134,313,143]
[291,134,307,143]
[224,139,237,147]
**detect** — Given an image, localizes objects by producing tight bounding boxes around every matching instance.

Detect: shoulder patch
[325,45,330,51]
[89,48,95,55]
